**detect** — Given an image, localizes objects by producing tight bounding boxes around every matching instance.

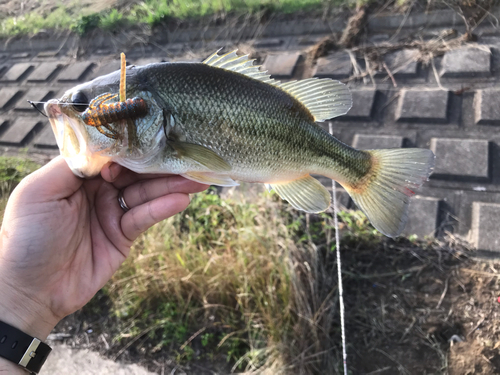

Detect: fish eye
[71,92,89,112]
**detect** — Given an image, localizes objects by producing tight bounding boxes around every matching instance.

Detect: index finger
[17,156,84,202]
[101,162,175,189]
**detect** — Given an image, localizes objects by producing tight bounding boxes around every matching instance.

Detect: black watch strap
[0,321,52,374]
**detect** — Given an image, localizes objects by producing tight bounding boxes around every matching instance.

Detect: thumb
[16,156,84,202]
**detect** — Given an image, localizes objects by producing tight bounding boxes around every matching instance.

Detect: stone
[297,36,322,46]
[34,125,58,148]
[28,63,63,82]
[0,88,23,109]
[474,89,500,125]
[343,90,377,120]
[37,50,59,58]
[11,52,30,59]
[57,62,94,82]
[441,47,491,77]
[430,138,489,179]
[134,57,165,66]
[403,196,440,238]
[352,134,403,149]
[396,89,449,122]
[383,49,418,76]
[0,118,42,145]
[263,52,301,78]
[253,39,284,48]
[15,89,55,111]
[0,63,35,82]
[471,202,500,251]
[314,52,352,78]
[89,61,121,79]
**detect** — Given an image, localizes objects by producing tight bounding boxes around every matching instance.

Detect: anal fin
[269,175,331,213]
[183,172,239,187]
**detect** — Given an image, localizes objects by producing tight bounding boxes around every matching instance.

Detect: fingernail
[109,163,121,181]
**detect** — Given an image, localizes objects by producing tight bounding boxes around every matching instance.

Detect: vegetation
[0,156,383,372]
[0,157,486,373]
[97,187,383,373]
[0,156,40,219]
[0,0,356,38]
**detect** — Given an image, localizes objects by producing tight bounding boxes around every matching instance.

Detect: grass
[0,156,41,219]
[0,157,486,373]
[0,0,355,38]
[0,155,379,372]
[97,186,383,373]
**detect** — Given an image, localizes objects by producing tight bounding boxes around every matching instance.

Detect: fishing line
[27,101,91,105]
[329,122,347,375]
[27,101,48,117]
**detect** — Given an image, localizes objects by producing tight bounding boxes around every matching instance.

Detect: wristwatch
[0,321,52,374]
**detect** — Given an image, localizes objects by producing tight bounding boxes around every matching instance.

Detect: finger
[16,156,83,202]
[100,162,122,182]
[121,193,190,241]
[122,176,208,208]
[101,163,175,190]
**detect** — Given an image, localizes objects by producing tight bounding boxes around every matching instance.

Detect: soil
[338,240,500,375]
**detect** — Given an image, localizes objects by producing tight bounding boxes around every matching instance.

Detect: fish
[44,50,435,237]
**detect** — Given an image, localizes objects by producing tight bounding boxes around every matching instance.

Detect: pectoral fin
[183,172,239,187]
[269,175,331,213]
[168,141,231,172]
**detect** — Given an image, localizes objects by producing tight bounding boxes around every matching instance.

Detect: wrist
[0,357,27,374]
[0,279,58,341]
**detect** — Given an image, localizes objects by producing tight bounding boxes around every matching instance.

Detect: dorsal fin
[203,49,279,85]
[203,50,352,122]
[279,78,352,121]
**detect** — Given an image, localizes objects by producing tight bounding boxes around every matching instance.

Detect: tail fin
[342,149,435,238]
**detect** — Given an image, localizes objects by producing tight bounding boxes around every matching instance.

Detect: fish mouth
[45,99,112,178]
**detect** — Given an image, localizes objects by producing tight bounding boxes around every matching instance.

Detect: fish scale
[45,50,435,238]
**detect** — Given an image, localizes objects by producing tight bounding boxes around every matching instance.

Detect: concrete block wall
[0,9,499,251]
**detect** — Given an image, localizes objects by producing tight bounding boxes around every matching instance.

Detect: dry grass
[1,158,495,373]
[105,187,363,373]
[90,186,481,375]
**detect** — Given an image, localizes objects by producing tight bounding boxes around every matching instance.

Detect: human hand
[0,156,208,348]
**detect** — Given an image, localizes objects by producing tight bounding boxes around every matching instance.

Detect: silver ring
[117,190,130,212]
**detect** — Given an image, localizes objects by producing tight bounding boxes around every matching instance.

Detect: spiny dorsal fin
[203,49,279,85]
[203,50,352,122]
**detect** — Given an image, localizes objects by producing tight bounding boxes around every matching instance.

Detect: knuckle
[138,181,149,204]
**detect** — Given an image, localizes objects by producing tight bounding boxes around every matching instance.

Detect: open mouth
[45,99,112,178]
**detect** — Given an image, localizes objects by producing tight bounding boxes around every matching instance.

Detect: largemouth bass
[44,50,434,237]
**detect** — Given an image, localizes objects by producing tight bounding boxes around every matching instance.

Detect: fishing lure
[81,53,148,139]
[81,93,148,139]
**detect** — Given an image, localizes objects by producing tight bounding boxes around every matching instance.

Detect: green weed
[101,186,383,372]
[0,0,349,37]
[0,156,40,184]
[0,156,40,222]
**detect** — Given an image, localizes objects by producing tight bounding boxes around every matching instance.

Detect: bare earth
[43,344,155,375]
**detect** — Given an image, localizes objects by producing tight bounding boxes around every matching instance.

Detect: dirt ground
[339,240,500,375]
[44,344,155,375]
